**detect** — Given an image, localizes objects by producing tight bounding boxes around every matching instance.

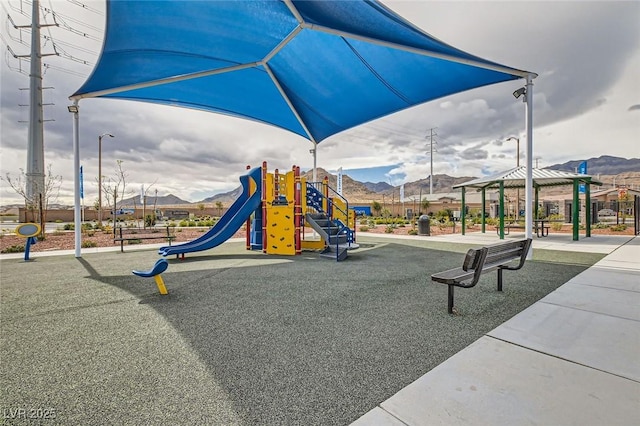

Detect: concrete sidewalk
[353,236,640,425]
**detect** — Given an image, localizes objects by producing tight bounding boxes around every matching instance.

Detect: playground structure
[158,162,356,261]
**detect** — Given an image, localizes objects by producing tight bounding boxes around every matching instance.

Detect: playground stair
[305,212,350,261]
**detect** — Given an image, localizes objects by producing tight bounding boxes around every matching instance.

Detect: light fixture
[67,105,79,113]
[512,87,526,100]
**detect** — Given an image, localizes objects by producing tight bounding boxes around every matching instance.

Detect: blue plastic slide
[158,167,261,257]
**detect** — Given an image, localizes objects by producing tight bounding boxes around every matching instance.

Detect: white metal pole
[430,128,434,195]
[525,74,534,258]
[312,143,317,182]
[72,101,82,257]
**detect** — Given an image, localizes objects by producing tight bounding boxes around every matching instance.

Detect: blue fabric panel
[101,67,307,138]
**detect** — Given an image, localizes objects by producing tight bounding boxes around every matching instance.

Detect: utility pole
[26,0,45,204]
[425,128,437,194]
[11,0,57,204]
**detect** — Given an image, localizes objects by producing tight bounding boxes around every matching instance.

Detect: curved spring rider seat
[132,258,169,295]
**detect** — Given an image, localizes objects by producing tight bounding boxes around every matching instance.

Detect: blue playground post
[15,223,41,261]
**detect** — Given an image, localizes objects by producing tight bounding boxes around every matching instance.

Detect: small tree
[421,198,430,215]
[2,164,62,238]
[197,203,206,216]
[215,201,223,217]
[371,201,382,217]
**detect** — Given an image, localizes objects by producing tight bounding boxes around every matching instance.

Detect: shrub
[51,230,65,236]
[178,220,189,227]
[145,214,156,227]
[359,226,369,232]
[551,221,563,231]
[610,224,627,232]
[168,221,177,227]
[384,224,396,233]
[1,244,25,253]
[63,223,74,231]
[127,239,142,245]
[55,219,63,223]
[81,240,97,248]
[408,229,418,235]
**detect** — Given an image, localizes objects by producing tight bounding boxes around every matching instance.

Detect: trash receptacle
[418,215,430,236]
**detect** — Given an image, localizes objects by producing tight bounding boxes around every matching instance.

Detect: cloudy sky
[1,0,639,206]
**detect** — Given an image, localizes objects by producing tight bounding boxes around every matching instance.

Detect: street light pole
[98,133,114,225]
[507,136,520,220]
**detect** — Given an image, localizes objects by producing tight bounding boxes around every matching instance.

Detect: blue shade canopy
[72,0,533,142]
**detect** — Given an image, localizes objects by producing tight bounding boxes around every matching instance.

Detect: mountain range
[8,155,633,209]
[194,155,639,205]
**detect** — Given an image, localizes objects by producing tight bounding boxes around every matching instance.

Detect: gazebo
[453,166,602,240]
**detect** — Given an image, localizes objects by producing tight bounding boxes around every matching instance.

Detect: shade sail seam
[301,22,534,79]
[70,61,260,100]
[342,37,412,105]
[263,62,316,143]
[102,49,242,63]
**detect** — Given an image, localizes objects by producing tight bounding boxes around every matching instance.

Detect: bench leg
[154,274,168,295]
[497,268,503,292]
[448,285,454,314]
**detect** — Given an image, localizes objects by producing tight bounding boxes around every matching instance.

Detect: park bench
[431,238,532,314]
[114,226,176,252]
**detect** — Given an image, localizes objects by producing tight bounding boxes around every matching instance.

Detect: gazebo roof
[453,166,602,191]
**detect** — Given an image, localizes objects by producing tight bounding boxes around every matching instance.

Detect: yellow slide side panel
[266,205,296,255]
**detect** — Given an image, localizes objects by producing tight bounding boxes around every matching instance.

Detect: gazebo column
[572,179,579,241]
[499,181,505,240]
[461,187,466,235]
[481,188,486,233]
[585,181,591,238]
[534,184,539,220]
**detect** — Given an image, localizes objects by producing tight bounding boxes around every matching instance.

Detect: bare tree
[2,164,62,238]
[101,160,130,226]
[141,179,158,228]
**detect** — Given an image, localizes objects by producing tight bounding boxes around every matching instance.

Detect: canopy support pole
[481,188,486,233]
[311,142,317,182]
[524,74,534,258]
[71,100,82,258]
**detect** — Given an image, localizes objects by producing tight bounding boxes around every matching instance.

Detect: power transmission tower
[7,0,58,203]
[425,127,438,194]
